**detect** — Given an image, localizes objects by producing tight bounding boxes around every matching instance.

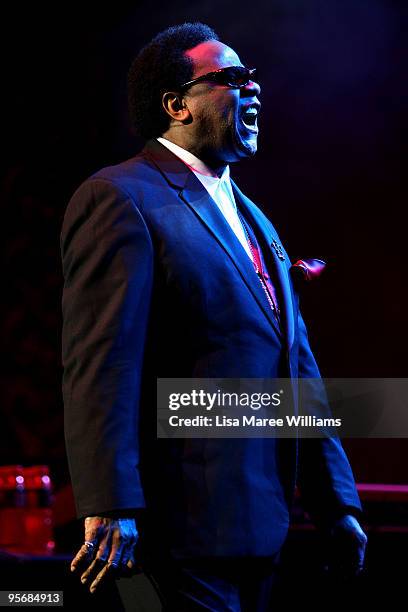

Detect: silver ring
[84,541,95,549]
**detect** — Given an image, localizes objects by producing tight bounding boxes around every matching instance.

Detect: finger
[89,561,117,594]
[125,550,143,575]
[106,530,125,569]
[358,534,367,557]
[120,534,138,568]
[87,530,123,593]
[80,531,112,584]
[71,542,96,572]
[347,536,367,573]
[352,538,367,574]
[127,556,135,569]
[118,546,138,577]
[89,554,121,593]
[80,556,106,585]
[71,517,103,573]
[94,529,112,564]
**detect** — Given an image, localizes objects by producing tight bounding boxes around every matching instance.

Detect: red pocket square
[290,258,326,282]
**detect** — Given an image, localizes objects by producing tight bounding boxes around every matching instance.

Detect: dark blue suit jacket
[61,138,361,558]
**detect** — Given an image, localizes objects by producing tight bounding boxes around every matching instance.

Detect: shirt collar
[157,137,230,185]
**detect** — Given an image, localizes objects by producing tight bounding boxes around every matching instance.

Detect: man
[61,23,367,611]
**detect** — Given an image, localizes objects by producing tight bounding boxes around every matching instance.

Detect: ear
[162,92,191,122]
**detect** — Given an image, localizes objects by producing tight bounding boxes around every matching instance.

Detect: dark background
[2,0,407,494]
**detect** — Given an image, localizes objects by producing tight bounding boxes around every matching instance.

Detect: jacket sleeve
[61,178,153,519]
[296,311,362,528]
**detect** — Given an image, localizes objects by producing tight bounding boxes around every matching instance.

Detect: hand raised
[70,516,138,593]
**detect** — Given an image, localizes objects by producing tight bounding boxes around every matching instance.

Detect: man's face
[183,40,261,165]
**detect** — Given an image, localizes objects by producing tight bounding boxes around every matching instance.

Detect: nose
[242,78,261,97]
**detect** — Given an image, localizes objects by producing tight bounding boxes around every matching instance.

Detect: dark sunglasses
[180,66,257,91]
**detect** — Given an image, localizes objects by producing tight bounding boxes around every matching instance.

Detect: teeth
[243,108,257,118]
[240,105,259,130]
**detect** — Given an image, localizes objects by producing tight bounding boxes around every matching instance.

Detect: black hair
[127,22,219,140]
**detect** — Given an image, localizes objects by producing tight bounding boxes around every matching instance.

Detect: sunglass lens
[227,67,249,86]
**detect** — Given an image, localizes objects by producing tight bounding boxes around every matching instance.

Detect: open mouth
[240,104,259,132]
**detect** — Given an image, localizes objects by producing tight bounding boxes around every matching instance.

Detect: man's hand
[327,514,367,579]
[70,516,138,593]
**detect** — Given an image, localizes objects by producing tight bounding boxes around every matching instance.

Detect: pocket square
[290,258,326,283]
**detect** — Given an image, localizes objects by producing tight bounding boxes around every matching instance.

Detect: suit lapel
[143,139,286,341]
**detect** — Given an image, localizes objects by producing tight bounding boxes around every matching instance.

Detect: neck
[160,131,227,178]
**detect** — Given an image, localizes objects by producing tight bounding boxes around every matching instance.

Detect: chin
[243,140,258,156]
[232,125,258,159]
[236,137,258,158]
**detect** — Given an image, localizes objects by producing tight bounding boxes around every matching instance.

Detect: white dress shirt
[157,137,253,261]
